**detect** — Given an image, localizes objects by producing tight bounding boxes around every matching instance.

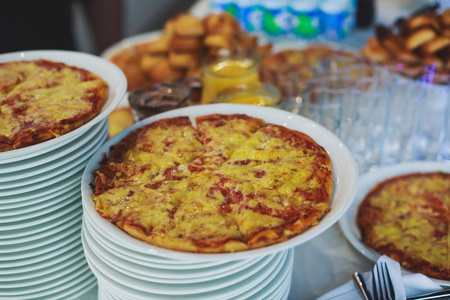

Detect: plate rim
[82,104,358,261]
[0,50,126,162]
[338,160,450,287]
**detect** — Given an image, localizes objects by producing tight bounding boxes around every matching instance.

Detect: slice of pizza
[217,123,334,203]
[187,114,264,174]
[93,116,204,194]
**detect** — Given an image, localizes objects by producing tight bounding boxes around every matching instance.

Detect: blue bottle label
[320,11,351,40]
[241,4,263,32]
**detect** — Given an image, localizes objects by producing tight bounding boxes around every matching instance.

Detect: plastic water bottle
[288,0,320,39]
[261,0,292,40]
[319,0,352,40]
[238,0,263,33]
[209,0,240,19]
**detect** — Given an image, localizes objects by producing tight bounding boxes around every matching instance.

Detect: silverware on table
[372,262,395,300]
[353,271,373,300]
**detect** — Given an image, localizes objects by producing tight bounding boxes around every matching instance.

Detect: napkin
[317,255,443,300]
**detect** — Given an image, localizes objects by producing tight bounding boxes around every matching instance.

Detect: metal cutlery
[353,271,374,300]
[372,262,395,300]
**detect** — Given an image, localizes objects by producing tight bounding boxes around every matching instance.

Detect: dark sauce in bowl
[128,83,191,120]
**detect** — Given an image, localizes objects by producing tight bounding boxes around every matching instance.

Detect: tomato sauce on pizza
[92,114,334,253]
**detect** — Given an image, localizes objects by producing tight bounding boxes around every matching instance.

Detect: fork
[372,262,396,300]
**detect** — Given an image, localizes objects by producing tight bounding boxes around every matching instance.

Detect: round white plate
[0,177,80,205]
[0,164,85,197]
[236,249,293,300]
[339,161,450,287]
[0,198,81,233]
[0,209,81,246]
[0,225,81,262]
[83,215,250,279]
[83,219,266,283]
[83,224,283,296]
[0,253,85,288]
[0,220,81,254]
[0,184,80,218]
[0,129,107,190]
[0,242,83,275]
[0,144,98,191]
[82,104,358,261]
[0,237,82,273]
[0,120,108,182]
[0,192,80,223]
[84,226,289,299]
[0,50,126,163]
[0,118,107,174]
[83,213,245,269]
[0,265,93,298]
[0,249,84,282]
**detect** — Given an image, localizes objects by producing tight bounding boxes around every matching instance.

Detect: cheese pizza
[357,172,450,280]
[92,114,334,253]
[0,59,108,152]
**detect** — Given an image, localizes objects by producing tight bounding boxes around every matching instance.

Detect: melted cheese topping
[358,172,450,280]
[93,115,334,253]
[0,60,108,151]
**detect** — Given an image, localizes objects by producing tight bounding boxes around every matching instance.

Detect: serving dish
[82,104,358,260]
[339,160,450,287]
[0,120,108,178]
[0,50,126,162]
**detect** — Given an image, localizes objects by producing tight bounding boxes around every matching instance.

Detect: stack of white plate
[81,105,359,300]
[82,212,293,299]
[0,50,126,299]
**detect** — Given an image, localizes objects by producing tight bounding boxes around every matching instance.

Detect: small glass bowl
[214,83,281,107]
[128,83,191,120]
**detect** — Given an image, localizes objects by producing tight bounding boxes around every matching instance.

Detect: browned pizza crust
[0,59,108,152]
[357,172,450,280]
[92,114,334,253]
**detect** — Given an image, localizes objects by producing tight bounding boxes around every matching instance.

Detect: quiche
[357,172,450,280]
[0,59,108,152]
[92,114,334,253]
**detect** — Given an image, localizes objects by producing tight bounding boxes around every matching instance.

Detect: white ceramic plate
[0,50,126,163]
[0,120,108,182]
[82,104,358,261]
[0,220,81,254]
[0,184,80,218]
[0,176,80,204]
[0,249,84,282]
[339,161,450,287]
[0,192,80,223]
[83,218,267,283]
[0,253,85,288]
[0,198,81,233]
[0,210,81,246]
[0,242,83,275]
[0,144,99,191]
[83,225,289,299]
[0,164,85,197]
[0,130,107,189]
[235,249,293,300]
[0,237,82,273]
[83,224,283,296]
[1,265,93,297]
[0,225,81,262]
[0,119,107,174]
[83,215,252,273]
